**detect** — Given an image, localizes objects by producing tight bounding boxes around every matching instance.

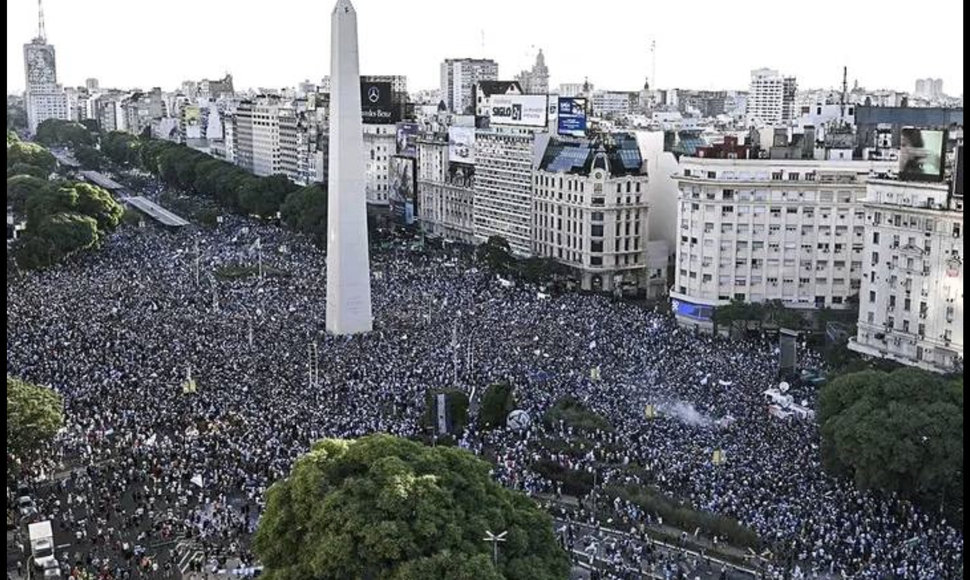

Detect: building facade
[745,68,796,127]
[440,58,498,114]
[23,36,68,134]
[363,124,396,205]
[849,179,963,373]
[416,136,476,243]
[473,126,537,254]
[533,135,651,292]
[670,156,895,331]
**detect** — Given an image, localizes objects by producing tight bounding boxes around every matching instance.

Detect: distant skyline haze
[7,0,964,95]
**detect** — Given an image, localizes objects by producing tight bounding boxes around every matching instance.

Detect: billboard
[396,122,420,157]
[779,329,798,374]
[670,298,714,321]
[899,128,946,182]
[390,156,417,225]
[489,95,548,127]
[183,105,201,126]
[360,81,396,124]
[557,97,588,137]
[448,127,476,165]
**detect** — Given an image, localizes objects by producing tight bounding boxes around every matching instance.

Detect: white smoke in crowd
[657,400,714,428]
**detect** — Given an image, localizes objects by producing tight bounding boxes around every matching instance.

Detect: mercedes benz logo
[367,87,380,103]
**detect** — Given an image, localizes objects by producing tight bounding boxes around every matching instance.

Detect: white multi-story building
[745,68,796,128]
[440,58,498,114]
[533,135,651,292]
[670,156,895,331]
[591,91,637,118]
[363,124,396,205]
[416,135,476,243]
[473,126,539,254]
[559,82,593,98]
[233,96,282,176]
[23,31,68,134]
[849,178,963,373]
[279,103,323,186]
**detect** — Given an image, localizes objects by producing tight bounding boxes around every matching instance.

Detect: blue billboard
[671,298,714,321]
[557,97,588,137]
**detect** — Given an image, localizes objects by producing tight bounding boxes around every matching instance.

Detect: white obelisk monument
[326,0,373,335]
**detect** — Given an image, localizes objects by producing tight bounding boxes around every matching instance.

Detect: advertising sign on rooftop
[557,97,588,137]
[489,95,548,128]
[360,81,396,124]
[899,128,946,182]
[448,126,476,164]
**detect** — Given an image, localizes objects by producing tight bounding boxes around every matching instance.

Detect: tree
[80,119,100,135]
[73,182,123,232]
[7,129,21,144]
[6,175,52,214]
[25,184,79,225]
[7,376,64,475]
[6,141,56,176]
[7,162,50,179]
[101,131,141,166]
[35,119,94,149]
[35,212,100,257]
[253,434,569,580]
[238,174,297,218]
[514,257,572,287]
[476,235,514,274]
[478,381,516,429]
[819,368,963,509]
[74,144,104,170]
[281,183,328,244]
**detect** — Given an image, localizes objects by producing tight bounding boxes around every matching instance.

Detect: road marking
[56,543,71,549]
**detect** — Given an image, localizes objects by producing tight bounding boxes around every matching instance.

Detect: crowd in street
[6,189,963,579]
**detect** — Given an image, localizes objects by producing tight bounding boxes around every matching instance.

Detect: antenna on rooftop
[840,65,848,120]
[481,29,485,56]
[651,39,657,89]
[37,0,46,41]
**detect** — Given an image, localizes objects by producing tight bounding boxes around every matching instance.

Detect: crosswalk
[174,539,204,576]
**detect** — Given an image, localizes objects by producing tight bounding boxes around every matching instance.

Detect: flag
[712,449,725,465]
[144,434,157,447]
[182,379,198,394]
[249,237,261,253]
[644,405,655,419]
[590,366,601,381]
[190,474,204,488]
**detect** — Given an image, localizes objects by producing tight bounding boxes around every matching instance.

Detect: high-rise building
[473,126,537,254]
[233,96,282,177]
[199,74,234,100]
[416,134,476,243]
[85,78,99,91]
[559,82,593,98]
[23,1,68,134]
[670,153,895,332]
[745,68,796,127]
[440,58,498,113]
[849,175,963,373]
[914,78,944,100]
[533,134,651,292]
[515,49,549,94]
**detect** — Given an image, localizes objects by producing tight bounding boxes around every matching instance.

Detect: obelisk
[326,0,373,335]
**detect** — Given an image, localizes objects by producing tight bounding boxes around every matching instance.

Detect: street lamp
[482,530,507,567]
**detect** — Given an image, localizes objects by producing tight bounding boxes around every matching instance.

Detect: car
[40,558,61,578]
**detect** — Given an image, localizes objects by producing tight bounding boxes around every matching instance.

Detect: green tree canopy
[476,235,514,274]
[478,381,516,430]
[238,174,298,218]
[7,102,28,131]
[6,141,56,176]
[7,175,52,213]
[819,368,963,504]
[281,183,328,244]
[35,119,95,148]
[36,212,100,256]
[73,182,123,232]
[7,376,64,470]
[101,131,142,166]
[253,434,569,580]
[74,144,104,170]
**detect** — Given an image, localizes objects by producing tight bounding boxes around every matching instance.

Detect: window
[591,212,604,222]
[707,171,716,179]
[788,173,800,181]
[590,240,603,253]
[591,225,604,237]
[771,172,783,181]
[872,232,880,244]
[590,256,602,266]
[869,291,876,303]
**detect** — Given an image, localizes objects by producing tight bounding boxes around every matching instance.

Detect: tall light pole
[482,530,507,567]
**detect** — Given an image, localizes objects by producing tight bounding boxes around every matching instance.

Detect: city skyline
[7,0,965,96]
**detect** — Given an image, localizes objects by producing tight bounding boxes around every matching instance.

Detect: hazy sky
[7,0,965,95]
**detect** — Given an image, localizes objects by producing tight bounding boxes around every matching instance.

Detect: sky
[7,0,965,96]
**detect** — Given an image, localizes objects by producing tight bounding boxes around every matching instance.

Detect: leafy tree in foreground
[253,434,569,580]
[73,144,104,170]
[73,182,123,232]
[476,235,514,274]
[6,141,56,176]
[34,119,94,149]
[819,368,963,506]
[7,376,64,475]
[6,175,52,214]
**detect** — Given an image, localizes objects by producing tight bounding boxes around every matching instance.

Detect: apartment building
[849,178,963,373]
[416,135,475,243]
[533,134,651,292]
[670,155,895,331]
[473,126,537,254]
[363,124,396,205]
[440,58,498,113]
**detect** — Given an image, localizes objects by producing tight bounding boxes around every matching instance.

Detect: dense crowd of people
[6,180,963,579]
